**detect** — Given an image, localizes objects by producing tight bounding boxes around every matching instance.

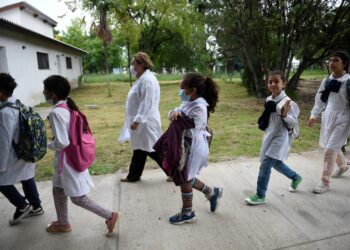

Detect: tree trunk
[127,38,132,87]
[103,41,112,97]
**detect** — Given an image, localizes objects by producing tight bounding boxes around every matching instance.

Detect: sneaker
[289,176,302,192]
[9,204,32,225]
[332,167,349,178]
[245,194,266,205]
[169,211,197,225]
[105,212,119,237]
[208,187,223,212]
[25,206,44,218]
[46,221,72,233]
[313,182,329,194]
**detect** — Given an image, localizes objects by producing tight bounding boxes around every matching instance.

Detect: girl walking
[156,72,223,224]
[43,75,119,236]
[245,71,302,205]
[308,51,350,194]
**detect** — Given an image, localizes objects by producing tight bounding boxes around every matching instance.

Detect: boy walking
[0,73,43,225]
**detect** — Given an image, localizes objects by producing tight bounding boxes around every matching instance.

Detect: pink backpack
[56,103,96,172]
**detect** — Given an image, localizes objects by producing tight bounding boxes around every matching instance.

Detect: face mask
[130,66,137,76]
[45,95,54,105]
[179,89,190,102]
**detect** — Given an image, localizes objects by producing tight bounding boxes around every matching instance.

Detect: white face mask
[130,66,137,76]
[44,95,54,105]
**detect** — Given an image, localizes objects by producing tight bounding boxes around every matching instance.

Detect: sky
[0,0,87,32]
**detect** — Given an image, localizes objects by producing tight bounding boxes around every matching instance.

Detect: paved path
[1,150,350,250]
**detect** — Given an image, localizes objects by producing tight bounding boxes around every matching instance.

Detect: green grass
[35,79,321,181]
[83,73,183,84]
[300,69,329,80]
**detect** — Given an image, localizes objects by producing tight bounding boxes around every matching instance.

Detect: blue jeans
[0,177,41,209]
[257,155,299,198]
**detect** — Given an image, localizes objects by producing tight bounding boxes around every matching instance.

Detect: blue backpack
[2,100,47,162]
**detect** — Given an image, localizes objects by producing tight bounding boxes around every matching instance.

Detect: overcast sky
[0,0,87,32]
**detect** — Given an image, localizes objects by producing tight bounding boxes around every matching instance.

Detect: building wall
[19,8,54,38]
[0,7,54,38]
[0,29,83,107]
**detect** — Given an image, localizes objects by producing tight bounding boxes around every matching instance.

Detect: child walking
[245,71,302,205]
[156,72,223,224]
[308,51,350,194]
[43,75,119,236]
[0,73,43,225]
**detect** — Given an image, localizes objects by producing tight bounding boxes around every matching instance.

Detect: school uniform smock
[48,100,94,197]
[124,69,162,152]
[171,97,210,180]
[260,91,299,162]
[0,96,35,185]
[311,74,350,150]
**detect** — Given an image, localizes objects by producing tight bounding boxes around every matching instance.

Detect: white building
[0,1,86,106]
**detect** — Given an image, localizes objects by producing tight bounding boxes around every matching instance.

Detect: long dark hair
[182,72,219,116]
[43,75,80,112]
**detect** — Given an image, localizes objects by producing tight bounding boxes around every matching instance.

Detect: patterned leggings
[322,149,347,186]
[53,187,112,225]
[180,178,212,213]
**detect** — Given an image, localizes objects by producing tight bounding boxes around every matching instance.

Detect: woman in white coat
[121,52,163,182]
[43,75,119,236]
[0,73,43,225]
[308,51,350,193]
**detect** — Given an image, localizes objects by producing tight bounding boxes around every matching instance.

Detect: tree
[200,0,350,97]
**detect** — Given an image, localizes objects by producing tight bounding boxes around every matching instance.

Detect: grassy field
[35,75,322,181]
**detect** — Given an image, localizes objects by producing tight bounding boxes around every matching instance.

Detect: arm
[310,78,327,119]
[47,109,70,151]
[282,101,299,129]
[0,111,16,172]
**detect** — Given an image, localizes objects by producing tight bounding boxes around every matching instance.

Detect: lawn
[35,76,323,181]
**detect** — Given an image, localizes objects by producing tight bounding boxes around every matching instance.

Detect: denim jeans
[0,177,41,209]
[257,155,299,198]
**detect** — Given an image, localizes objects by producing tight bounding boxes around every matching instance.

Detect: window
[37,52,49,69]
[66,57,72,69]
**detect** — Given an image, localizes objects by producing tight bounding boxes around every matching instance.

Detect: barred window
[66,57,72,69]
[37,52,49,69]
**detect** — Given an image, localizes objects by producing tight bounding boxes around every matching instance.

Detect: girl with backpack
[245,71,302,205]
[43,75,119,236]
[308,51,350,193]
[165,72,223,224]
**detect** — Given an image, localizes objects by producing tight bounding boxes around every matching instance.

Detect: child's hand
[281,100,291,118]
[170,111,181,121]
[308,117,317,127]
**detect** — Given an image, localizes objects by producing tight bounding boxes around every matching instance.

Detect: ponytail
[203,76,219,114]
[66,97,80,112]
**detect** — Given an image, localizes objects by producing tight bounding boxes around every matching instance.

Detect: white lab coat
[170,97,210,180]
[311,73,350,150]
[260,91,300,162]
[123,70,162,152]
[0,96,35,185]
[48,100,94,197]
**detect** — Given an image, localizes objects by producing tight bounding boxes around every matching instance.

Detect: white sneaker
[313,183,329,194]
[332,167,349,178]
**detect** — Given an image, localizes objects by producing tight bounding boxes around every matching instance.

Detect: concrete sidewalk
[1,150,350,250]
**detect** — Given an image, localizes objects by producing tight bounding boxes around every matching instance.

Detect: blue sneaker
[169,211,197,225]
[208,187,223,212]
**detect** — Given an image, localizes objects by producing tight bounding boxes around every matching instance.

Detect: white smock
[170,97,210,180]
[0,96,35,185]
[121,69,162,152]
[310,74,350,150]
[260,91,299,162]
[48,100,94,197]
